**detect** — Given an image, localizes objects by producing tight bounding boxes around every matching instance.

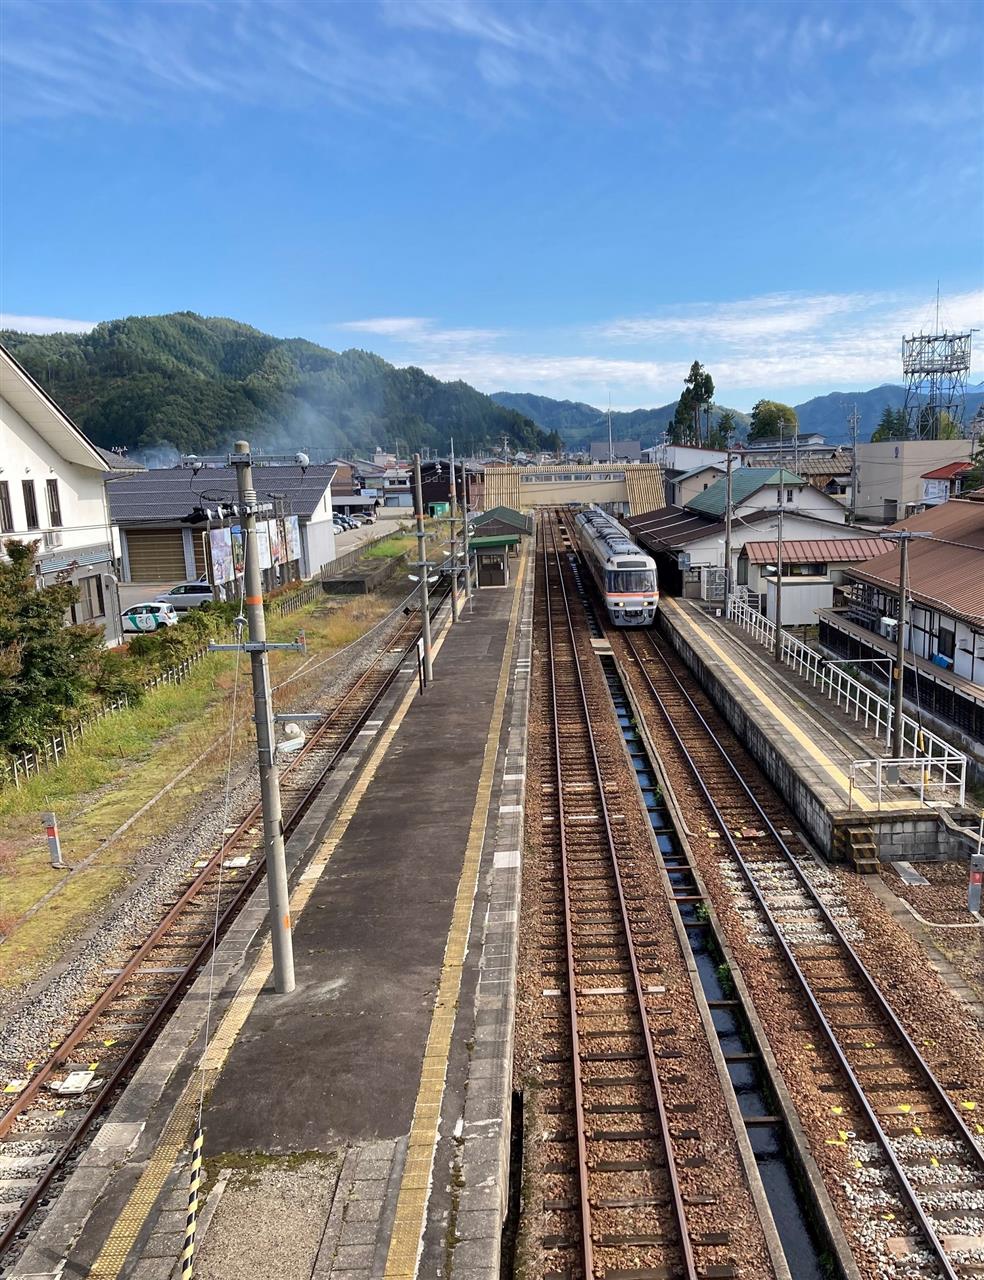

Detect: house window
[737,557,748,586]
[22,480,39,530]
[786,488,794,503]
[937,624,955,661]
[45,478,62,527]
[0,482,12,533]
[76,574,105,622]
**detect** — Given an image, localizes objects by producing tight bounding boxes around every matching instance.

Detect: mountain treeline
[1,312,552,460]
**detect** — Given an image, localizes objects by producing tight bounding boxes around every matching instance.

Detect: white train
[572,506,659,626]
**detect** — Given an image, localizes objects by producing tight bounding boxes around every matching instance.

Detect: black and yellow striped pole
[180,1126,204,1280]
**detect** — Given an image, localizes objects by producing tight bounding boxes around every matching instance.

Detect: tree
[748,400,798,442]
[670,362,715,444]
[0,541,111,753]
[870,406,909,442]
[714,409,738,447]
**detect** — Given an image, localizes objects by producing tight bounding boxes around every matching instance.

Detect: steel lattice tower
[901,329,973,439]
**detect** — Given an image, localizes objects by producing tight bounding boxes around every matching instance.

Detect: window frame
[0,481,12,533]
[45,478,63,527]
[22,479,39,530]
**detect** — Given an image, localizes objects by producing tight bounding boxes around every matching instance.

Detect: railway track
[537,515,743,1280]
[614,621,984,1279]
[0,601,441,1260]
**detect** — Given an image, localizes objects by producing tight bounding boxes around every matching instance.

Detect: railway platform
[11,554,533,1280]
[657,597,976,865]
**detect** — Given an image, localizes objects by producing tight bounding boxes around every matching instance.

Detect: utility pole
[774,500,784,664]
[892,531,910,758]
[460,458,473,600]
[848,403,860,524]
[448,438,460,622]
[723,448,734,618]
[412,453,434,684]
[222,441,297,993]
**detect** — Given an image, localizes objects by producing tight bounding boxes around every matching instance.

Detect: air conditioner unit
[43,530,63,549]
[879,616,898,640]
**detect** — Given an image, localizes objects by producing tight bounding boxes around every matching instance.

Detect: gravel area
[0,604,409,1081]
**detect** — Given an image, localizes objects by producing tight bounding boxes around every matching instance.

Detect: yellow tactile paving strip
[88,610,459,1279]
[663,598,914,813]
[383,545,529,1280]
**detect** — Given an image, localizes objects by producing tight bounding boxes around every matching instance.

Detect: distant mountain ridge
[491,391,751,444]
[493,385,984,446]
[0,312,550,460]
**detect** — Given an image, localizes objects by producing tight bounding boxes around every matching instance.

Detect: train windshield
[607,569,656,593]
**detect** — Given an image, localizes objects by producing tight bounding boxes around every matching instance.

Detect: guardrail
[728,596,967,807]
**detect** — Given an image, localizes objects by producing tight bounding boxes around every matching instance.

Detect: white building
[0,345,125,644]
[855,438,972,522]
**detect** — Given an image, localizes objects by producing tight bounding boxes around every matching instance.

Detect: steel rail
[622,623,979,1280]
[543,515,698,1280]
[0,596,446,1258]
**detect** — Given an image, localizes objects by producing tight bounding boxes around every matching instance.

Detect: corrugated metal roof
[624,465,666,515]
[743,451,852,476]
[470,505,534,535]
[624,505,773,551]
[107,463,335,524]
[686,468,804,517]
[847,499,984,627]
[742,538,887,564]
[671,462,726,483]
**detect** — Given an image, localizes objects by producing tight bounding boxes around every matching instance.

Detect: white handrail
[728,597,967,807]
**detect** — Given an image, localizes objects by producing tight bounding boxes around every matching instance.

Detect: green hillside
[1,312,549,460]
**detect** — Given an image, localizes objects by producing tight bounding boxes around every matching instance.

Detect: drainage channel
[600,653,840,1280]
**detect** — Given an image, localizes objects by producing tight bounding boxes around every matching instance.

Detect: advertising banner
[230,524,245,576]
[255,520,272,570]
[285,515,302,563]
[269,518,285,567]
[209,527,234,584]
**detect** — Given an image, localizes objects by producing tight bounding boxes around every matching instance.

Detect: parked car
[335,515,357,530]
[121,601,179,633]
[155,580,215,611]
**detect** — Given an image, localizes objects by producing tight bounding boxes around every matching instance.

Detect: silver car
[155,580,215,611]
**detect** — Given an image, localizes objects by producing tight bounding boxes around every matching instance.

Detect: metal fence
[727,596,967,807]
[274,580,323,616]
[0,647,213,791]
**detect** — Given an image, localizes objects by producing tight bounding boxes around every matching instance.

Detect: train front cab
[605,565,658,627]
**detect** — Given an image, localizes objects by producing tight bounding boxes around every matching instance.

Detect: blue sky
[2,0,982,411]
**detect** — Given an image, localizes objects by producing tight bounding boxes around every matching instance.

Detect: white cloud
[339,315,505,347]
[0,313,97,333]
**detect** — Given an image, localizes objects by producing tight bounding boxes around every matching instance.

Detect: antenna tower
[901,299,973,439]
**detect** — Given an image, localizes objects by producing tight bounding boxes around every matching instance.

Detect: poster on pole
[209,527,234,585]
[255,520,272,570]
[285,515,301,563]
[269,518,285,567]
[230,524,245,576]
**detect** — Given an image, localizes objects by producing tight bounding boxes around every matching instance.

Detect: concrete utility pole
[412,453,434,684]
[448,439,461,621]
[460,458,473,600]
[229,441,295,994]
[848,403,860,524]
[723,448,734,617]
[774,500,784,664]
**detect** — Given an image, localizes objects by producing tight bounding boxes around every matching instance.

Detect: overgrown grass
[362,535,415,560]
[0,590,401,991]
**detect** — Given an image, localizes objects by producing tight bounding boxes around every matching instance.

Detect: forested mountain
[492,391,750,447]
[496,384,984,446]
[1,313,548,460]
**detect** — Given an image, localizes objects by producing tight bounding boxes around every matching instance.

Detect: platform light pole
[448,439,461,621]
[723,448,734,617]
[773,500,784,663]
[412,453,434,684]
[460,458,473,600]
[879,529,931,758]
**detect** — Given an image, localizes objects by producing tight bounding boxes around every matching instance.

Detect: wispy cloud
[333,289,984,409]
[0,314,97,334]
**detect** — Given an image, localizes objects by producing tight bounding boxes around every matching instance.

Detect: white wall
[300,486,337,577]
[736,482,846,524]
[766,579,834,627]
[855,440,971,521]
[0,394,113,557]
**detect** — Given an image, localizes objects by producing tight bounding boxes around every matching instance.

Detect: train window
[607,569,656,592]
